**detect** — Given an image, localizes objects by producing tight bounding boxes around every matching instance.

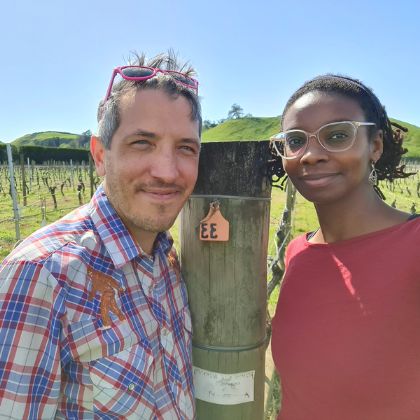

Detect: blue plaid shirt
[0,185,195,419]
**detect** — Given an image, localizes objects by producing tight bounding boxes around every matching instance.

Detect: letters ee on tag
[199,200,229,241]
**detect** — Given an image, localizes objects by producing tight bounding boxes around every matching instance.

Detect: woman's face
[281,91,382,205]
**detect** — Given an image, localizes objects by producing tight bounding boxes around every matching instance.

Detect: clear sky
[1,0,419,142]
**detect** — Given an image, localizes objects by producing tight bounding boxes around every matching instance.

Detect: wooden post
[180,141,271,419]
[6,144,21,241]
[89,154,95,198]
[20,152,27,206]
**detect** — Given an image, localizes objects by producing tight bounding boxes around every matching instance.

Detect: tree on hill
[203,120,218,130]
[227,103,244,119]
[77,130,92,148]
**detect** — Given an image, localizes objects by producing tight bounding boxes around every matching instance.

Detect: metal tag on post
[199,200,229,241]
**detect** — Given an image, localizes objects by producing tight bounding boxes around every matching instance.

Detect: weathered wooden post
[6,144,21,242]
[180,141,271,419]
[89,154,95,198]
[20,152,27,206]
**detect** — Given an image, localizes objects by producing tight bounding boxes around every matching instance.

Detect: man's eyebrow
[128,129,157,138]
[181,137,201,145]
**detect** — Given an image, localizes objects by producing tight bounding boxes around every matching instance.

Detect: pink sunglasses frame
[104,65,199,101]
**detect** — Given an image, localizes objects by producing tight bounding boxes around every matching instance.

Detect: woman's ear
[370,129,384,163]
[90,135,106,177]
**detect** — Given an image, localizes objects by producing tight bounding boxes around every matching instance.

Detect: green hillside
[12,131,89,149]
[203,117,420,158]
[202,117,280,142]
[390,119,420,158]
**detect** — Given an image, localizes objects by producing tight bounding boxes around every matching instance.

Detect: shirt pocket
[67,317,149,362]
[66,317,155,418]
[89,344,154,418]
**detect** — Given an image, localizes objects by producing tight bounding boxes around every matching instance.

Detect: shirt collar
[89,185,173,268]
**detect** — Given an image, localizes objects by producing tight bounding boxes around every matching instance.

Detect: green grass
[13,131,79,143]
[391,119,420,158]
[202,117,280,142]
[12,131,85,149]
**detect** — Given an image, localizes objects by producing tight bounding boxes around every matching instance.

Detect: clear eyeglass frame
[270,120,376,160]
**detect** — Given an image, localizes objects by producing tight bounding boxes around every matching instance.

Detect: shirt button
[128,383,135,391]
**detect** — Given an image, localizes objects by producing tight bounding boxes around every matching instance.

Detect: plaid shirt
[0,186,195,419]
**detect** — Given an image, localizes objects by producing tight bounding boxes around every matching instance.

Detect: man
[0,52,201,419]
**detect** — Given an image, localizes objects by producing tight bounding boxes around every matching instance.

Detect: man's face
[92,89,200,247]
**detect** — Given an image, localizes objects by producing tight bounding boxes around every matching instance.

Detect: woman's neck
[311,189,409,244]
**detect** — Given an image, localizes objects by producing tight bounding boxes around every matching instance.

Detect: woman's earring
[369,161,378,186]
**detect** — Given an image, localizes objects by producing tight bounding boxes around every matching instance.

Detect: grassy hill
[390,119,420,158]
[12,131,89,149]
[202,117,280,142]
[203,116,420,158]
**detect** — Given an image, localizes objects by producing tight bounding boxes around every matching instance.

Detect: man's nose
[149,149,179,182]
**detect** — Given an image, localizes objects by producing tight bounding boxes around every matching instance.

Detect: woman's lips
[299,173,339,187]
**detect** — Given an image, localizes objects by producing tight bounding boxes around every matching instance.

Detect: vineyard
[0,159,100,258]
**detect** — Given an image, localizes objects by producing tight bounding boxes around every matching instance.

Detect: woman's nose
[299,135,329,164]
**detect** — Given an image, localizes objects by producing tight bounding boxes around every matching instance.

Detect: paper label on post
[193,366,255,405]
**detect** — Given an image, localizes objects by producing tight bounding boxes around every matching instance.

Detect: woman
[270,75,420,420]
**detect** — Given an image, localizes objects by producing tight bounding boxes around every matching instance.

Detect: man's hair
[97,50,202,149]
[270,74,412,191]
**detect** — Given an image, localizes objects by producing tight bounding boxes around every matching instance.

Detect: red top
[271,217,420,420]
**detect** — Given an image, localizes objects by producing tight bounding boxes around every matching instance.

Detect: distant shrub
[0,144,89,164]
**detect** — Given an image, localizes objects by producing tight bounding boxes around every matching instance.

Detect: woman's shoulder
[286,233,310,256]
[400,213,420,239]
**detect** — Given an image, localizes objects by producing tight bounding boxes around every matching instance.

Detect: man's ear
[90,135,106,177]
[370,129,384,163]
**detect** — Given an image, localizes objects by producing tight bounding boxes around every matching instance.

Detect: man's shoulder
[3,204,99,267]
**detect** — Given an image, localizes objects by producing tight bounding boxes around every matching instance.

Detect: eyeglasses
[104,65,199,102]
[270,121,376,159]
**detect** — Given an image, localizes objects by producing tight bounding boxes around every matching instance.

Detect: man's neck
[133,231,158,256]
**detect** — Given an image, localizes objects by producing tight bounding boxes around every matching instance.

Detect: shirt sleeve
[0,260,63,419]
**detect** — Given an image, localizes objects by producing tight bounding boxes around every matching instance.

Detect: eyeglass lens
[279,122,356,157]
[121,67,196,89]
[121,67,155,78]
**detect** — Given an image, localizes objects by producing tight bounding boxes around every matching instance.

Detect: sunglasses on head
[104,66,199,102]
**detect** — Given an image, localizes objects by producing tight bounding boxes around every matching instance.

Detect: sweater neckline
[304,216,419,248]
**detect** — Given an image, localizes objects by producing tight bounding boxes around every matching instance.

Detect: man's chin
[136,216,178,234]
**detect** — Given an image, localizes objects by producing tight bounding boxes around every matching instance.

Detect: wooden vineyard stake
[199,200,229,241]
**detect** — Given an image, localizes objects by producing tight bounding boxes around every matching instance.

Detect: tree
[227,103,244,120]
[203,120,218,130]
[77,130,92,149]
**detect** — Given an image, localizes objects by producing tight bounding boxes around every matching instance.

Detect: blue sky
[1,0,419,142]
